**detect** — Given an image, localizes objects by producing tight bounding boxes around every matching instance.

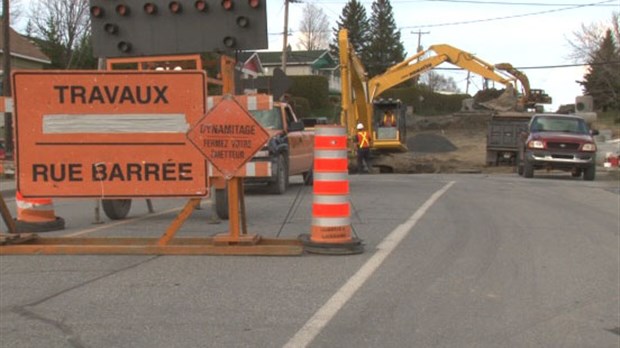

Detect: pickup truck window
[250,109,283,130]
[531,116,588,134]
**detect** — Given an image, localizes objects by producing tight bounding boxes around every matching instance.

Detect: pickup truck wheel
[523,159,534,178]
[102,199,132,220]
[583,164,596,181]
[302,169,313,185]
[214,188,229,220]
[269,153,288,194]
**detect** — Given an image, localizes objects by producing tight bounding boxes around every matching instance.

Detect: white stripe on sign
[283,181,456,348]
[245,162,256,176]
[247,96,257,110]
[42,114,188,134]
[4,97,14,113]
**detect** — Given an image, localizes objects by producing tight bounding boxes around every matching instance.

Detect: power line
[402,0,616,29]
[270,0,615,35]
[396,0,616,6]
[433,60,620,71]
[312,0,616,5]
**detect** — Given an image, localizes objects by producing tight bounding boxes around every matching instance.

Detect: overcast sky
[267,0,618,110]
[10,0,618,111]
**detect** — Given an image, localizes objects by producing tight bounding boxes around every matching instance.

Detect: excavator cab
[372,98,407,152]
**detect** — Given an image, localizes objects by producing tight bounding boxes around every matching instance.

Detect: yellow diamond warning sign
[187,96,269,179]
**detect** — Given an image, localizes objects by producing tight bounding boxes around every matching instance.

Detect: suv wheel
[583,164,596,181]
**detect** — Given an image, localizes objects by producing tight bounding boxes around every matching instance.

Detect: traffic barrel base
[14,217,65,233]
[14,192,65,233]
[298,234,364,255]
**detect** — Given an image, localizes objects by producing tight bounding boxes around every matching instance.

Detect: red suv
[517,114,598,180]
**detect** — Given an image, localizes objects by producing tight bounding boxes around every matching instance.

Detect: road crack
[7,256,159,347]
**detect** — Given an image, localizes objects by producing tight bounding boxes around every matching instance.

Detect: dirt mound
[407,133,457,153]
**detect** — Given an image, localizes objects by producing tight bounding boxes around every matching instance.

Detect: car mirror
[288,120,305,132]
[590,129,599,136]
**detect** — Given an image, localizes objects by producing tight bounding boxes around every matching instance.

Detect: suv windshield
[250,109,283,130]
[530,116,588,134]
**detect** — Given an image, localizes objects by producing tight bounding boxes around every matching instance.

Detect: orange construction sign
[12,71,208,198]
[187,96,269,179]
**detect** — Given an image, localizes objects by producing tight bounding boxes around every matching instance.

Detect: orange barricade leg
[299,126,364,255]
[14,191,65,232]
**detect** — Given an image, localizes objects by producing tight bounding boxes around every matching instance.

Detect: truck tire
[583,164,596,181]
[215,188,229,220]
[269,153,288,194]
[302,169,313,185]
[486,150,497,166]
[523,159,534,178]
[102,199,132,220]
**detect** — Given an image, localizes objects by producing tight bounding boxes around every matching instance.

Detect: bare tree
[422,71,460,93]
[297,3,330,50]
[567,12,619,62]
[0,0,23,25]
[27,0,91,68]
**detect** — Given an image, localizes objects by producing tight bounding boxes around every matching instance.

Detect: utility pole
[281,0,289,73]
[412,30,430,54]
[2,0,13,159]
[411,30,430,85]
[465,71,471,95]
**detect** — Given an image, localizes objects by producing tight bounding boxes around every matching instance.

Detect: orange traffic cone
[299,125,363,254]
[15,191,65,232]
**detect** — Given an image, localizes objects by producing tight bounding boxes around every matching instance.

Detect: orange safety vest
[357,131,370,149]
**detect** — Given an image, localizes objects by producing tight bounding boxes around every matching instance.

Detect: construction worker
[355,122,371,173]
[382,110,396,127]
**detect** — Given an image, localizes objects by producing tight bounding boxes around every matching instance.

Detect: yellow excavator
[338,29,519,153]
[494,62,552,110]
[339,29,553,154]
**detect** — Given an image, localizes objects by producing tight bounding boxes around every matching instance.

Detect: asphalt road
[1,173,619,347]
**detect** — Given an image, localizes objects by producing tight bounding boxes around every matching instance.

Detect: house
[237,49,340,93]
[0,20,51,92]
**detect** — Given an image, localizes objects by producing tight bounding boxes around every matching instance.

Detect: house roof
[240,50,338,70]
[0,20,51,64]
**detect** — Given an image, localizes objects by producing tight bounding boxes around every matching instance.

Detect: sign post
[187,95,269,244]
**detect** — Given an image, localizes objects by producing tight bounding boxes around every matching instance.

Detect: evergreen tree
[366,0,406,77]
[579,29,620,111]
[329,0,371,63]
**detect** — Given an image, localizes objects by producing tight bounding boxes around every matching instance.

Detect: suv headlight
[581,143,596,152]
[527,140,544,149]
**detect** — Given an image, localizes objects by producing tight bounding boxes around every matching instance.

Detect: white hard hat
[356,123,364,130]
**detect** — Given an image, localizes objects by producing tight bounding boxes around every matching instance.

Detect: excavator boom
[368,44,515,100]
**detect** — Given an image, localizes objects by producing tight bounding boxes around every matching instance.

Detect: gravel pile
[407,133,458,153]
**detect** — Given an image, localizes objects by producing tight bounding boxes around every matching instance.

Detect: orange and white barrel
[15,191,65,232]
[300,125,363,254]
[311,126,351,243]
